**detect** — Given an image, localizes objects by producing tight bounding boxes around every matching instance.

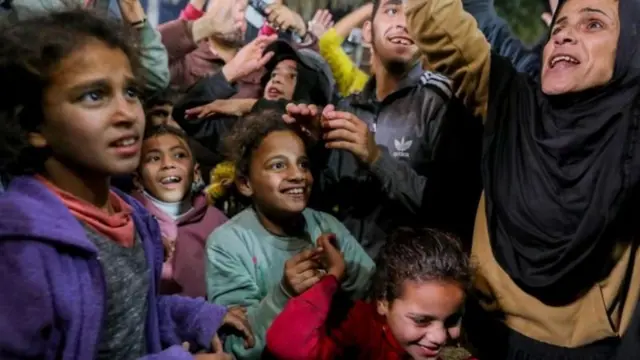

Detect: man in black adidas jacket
[285,0,482,258]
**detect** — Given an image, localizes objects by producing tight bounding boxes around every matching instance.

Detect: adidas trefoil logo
[392,137,412,158]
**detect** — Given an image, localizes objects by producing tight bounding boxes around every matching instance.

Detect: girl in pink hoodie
[134,124,227,298]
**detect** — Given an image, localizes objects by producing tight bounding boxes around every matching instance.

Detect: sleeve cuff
[194,303,228,350]
[368,147,394,186]
[180,4,205,21]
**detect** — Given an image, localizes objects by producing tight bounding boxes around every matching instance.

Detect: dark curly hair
[144,88,182,112]
[370,227,473,302]
[0,9,142,175]
[224,109,308,178]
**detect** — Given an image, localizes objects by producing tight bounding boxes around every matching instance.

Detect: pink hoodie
[133,192,227,298]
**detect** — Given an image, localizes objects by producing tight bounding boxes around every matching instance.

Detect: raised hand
[282,103,326,142]
[222,35,277,83]
[321,107,381,165]
[192,0,248,44]
[264,3,307,36]
[308,9,334,38]
[281,248,324,296]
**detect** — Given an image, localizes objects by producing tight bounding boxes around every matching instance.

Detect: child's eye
[299,159,310,169]
[80,90,104,103]
[412,318,432,327]
[270,162,286,170]
[174,152,188,159]
[146,155,160,163]
[125,86,141,100]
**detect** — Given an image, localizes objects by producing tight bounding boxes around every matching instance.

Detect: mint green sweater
[205,207,375,359]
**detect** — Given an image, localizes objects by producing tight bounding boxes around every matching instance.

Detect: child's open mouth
[281,186,306,199]
[267,87,283,97]
[159,175,183,189]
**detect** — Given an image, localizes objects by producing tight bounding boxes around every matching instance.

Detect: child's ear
[235,176,253,197]
[362,21,372,46]
[193,163,202,184]
[376,299,389,316]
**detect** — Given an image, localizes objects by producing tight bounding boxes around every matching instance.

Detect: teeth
[284,188,303,194]
[390,38,412,45]
[551,55,579,67]
[160,176,181,184]
[115,137,136,146]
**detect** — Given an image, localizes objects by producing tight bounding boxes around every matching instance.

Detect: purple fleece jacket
[0,176,227,360]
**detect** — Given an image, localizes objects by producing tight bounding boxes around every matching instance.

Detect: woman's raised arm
[406,0,492,120]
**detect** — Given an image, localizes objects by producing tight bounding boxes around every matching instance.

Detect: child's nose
[287,166,305,181]
[161,158,176,169]
[425,327,447,346]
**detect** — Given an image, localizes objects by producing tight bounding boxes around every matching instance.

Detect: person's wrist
[366,146,382,166]
[279,278,295,298]
[118,0,146,25]
[130,18,147,29]
[221,63,239,84]
[328,269,345,282]
[191,18,209,42]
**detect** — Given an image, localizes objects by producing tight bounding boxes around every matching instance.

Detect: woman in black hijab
[405,0,640,358]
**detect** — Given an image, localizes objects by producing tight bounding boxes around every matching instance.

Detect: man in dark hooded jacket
[287,0,483,258]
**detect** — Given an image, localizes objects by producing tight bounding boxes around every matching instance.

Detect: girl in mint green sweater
[204,110,375,359]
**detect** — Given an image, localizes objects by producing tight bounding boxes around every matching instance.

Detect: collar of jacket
[350,62,424,106]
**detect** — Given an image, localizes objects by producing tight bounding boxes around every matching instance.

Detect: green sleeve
[324,213,376,299]
[205,228,290,360]
[137,21,170,92]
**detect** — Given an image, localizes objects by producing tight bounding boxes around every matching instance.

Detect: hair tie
[205,161,236,205]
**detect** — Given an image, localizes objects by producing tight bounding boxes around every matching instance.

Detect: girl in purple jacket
[0,9,253,360]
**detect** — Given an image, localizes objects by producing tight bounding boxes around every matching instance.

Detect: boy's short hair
[143,124,190,144]
[144,88,181,112]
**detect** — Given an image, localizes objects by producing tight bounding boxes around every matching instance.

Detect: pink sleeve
[180,4,205,21]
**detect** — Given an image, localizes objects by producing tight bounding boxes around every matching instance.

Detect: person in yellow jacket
[311,5,374,96]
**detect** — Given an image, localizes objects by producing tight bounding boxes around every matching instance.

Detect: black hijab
[484,0,640,304]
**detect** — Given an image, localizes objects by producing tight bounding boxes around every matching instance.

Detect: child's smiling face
[32,39,145,176]
[238,130,313,218]
[139,133,198,203]
[378,280,465,359]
